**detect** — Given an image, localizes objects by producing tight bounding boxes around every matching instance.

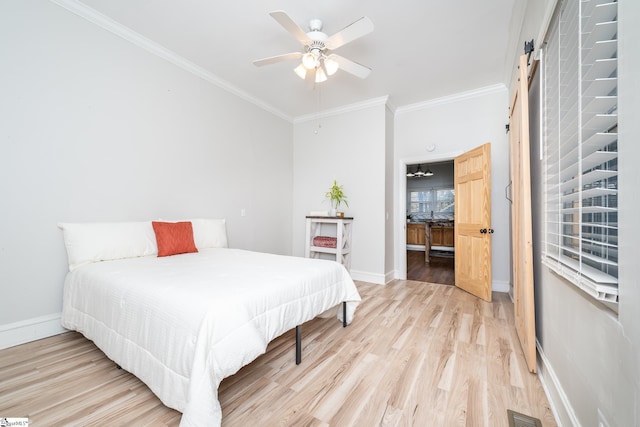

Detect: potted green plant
[325,179,349,217]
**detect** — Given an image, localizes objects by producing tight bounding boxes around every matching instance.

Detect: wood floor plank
[0,280,557,426]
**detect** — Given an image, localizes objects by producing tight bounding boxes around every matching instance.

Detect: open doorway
[405,160,455,285]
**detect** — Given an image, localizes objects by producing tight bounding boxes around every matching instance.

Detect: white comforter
[61,248,361,426]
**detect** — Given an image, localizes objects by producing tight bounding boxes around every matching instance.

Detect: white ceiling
[75,0,523,120]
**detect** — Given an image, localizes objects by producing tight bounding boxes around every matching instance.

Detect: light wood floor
[0,280,556,426]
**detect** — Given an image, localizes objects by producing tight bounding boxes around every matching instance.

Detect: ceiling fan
[253,11,374,84]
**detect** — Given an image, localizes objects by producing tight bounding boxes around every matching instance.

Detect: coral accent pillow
[152,221,198,257]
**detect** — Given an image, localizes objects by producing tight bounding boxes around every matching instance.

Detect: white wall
[384,105,395,281]
[292,100,388,284]
[0,1,293,347]
[394,86,511,290]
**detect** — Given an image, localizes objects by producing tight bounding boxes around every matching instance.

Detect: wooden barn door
[509,54,536,373]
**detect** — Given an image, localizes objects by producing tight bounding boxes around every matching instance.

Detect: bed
[58,219,361,426]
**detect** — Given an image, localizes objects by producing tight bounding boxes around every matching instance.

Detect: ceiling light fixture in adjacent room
[406,164,435,178]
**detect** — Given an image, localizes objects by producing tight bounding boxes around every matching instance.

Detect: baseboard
[350,270,386,285]
[492,279,510,293]
[391,269,403,281]
[0,313,67,350]
[384,270,395,284]
[536,339,579,427]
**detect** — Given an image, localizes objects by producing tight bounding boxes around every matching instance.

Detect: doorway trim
[396,150,463,280]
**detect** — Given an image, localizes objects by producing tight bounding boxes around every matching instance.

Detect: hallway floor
[406,249,454,285]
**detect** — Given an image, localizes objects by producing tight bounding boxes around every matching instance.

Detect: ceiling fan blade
[253,52,303,67]
[269,11,311,45]
[331,54,372,79]
[324,16,374,50]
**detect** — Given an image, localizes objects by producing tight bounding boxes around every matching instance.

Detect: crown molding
[293,95,389,124]
[49,0,293,122]
[395,83,507,115]
[384,96,398,113]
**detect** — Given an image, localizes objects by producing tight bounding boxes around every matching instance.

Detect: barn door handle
[480,228,487,234]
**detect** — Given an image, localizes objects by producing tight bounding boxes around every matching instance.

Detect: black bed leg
[295,325,301,365]
[343,301,347,327]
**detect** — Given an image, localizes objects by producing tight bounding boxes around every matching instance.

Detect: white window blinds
[543,0,618,303]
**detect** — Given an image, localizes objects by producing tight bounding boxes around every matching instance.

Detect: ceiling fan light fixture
[315,66,327,83]
[254,12,373,82]
[324,55,339,76]
[302,52,317,70]
[294,64,307,79]
[414,164,425,177]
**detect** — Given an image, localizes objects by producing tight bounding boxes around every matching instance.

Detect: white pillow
[188,218,228,249]
[58,221,157,271]
[153,218,228,249]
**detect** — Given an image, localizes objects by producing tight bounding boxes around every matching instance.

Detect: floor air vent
[507,409,542,427]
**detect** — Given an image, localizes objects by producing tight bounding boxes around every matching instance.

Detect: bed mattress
[61,248,361,426]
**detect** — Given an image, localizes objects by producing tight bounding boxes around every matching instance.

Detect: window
[408,189,455,217]
[542,0,618,304]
